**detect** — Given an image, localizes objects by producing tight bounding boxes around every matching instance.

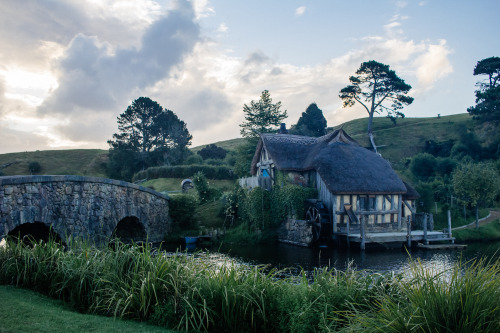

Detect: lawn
[0,285,178,333]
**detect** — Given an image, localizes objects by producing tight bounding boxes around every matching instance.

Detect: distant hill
[0,149,108,177]
[1,113,493,178]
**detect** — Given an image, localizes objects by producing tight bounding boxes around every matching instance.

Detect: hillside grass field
[0,113,494,179]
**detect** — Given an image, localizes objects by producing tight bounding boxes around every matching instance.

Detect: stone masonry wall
[277,218,314,247]
[0,175,170,244]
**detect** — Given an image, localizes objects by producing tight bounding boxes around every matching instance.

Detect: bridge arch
[0,175,171,245]
[7,221,65,246]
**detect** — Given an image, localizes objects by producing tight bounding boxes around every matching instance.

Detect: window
[359,196,376,211]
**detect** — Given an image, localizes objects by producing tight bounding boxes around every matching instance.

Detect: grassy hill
[1,113,493,178]
[0,149,108,177]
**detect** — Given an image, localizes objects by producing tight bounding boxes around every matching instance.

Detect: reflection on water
[165,240,500,275]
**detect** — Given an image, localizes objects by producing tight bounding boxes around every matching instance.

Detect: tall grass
[1,238,499,332]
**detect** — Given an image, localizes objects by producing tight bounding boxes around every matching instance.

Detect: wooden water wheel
[305,200,331,242]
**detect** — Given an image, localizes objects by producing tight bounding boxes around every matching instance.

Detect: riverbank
[1,239,499,332]
[453,210,500,243]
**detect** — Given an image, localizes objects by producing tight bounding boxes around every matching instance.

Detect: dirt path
[452,210,500,230]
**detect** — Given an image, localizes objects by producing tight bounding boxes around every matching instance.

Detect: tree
[107,97,192,180]
[467,57,500,121]
[235,90,287,177]
[197,144,227,160]
[339,60,413,152]
[452,162,500,228]
[239,90,288,138]
[293,103,327,137]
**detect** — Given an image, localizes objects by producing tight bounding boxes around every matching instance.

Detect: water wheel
[306,206,322,241]
[305,200,331,242]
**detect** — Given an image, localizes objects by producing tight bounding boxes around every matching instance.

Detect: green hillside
[0,149,108,177]
[1,113,494,178]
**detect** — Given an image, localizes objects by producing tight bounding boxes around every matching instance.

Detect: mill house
[240,127,454,249]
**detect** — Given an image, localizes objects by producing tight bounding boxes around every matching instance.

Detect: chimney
[278,123,288,134]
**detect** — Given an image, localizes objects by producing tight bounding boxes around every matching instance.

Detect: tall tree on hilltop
[467,56,500,122]
[294,103,327,137]
[339,60,413,153]
[107,97,191,180]
[239,90,288,138]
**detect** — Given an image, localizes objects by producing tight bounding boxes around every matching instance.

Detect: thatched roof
[251,129,412,195]
[402,181,420,200]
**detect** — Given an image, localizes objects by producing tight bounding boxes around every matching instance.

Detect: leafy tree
[197,144,227,160]
[452,162,500,228]
[339,60,413,152]
[467,57,500,121]
[239,90,288,138]
[293,103,327,137]
[410,153,437,180]
[236,90,287,177]
[107,97,192,180]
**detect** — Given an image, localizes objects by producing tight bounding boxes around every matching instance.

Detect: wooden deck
[335,230,455,250]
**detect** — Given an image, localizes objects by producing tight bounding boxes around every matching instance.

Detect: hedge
[132,164,237,181]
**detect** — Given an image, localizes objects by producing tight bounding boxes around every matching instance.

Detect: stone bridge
[0,175,170,245]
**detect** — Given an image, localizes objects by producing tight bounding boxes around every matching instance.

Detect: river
[166,240,500,275]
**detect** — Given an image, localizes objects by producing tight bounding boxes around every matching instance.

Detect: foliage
[28,161,42,174]
[339,60,413,152]
[468,56,500,122]
[107,97,192,181]
[132,164,236,181]
[239,90,288,138]
[1,240,499,333]
[292,103,327,137]
[423,139,455,157]
[452,161,499,208]
[410,153,437,180]
[168,194,199,230]
[348,258,500,333]
[231,184,317,231]
[233,137,258,178]
[197,144,227,160]
[192,171,220,204]
[183,154,203,165]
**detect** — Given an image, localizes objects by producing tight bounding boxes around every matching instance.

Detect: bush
[132,165,236,181]
[197,144,227,160]
[410,153,437,180]
[28,161,42,174]
[169,194,198,229]
[183,154,203,165]
[192,171,221,204]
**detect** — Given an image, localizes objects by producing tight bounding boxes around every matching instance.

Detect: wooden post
[397,195,402,231]
[346,215,350,249]
[406,216,412,248]
[423,214,428,245]
[447,210,453,243]
[360,216,366,251]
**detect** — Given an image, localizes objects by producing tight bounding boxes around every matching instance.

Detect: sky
[0,0,499,154]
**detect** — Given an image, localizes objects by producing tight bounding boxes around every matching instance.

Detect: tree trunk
[367,112,378,153]
[475,205,479,229]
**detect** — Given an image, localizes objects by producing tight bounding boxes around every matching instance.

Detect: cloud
[295,6,307,16]
[35,0,201,143]
[413,40,453,91]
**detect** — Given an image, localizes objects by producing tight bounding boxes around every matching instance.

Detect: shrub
[28,161,42,174]
[169,194,198,229]
[184,154,203,165]
[132,165,236,181]
[197,144,227,160]
[410,153,437,180]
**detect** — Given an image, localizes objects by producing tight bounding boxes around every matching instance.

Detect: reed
[1,239,499,333]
